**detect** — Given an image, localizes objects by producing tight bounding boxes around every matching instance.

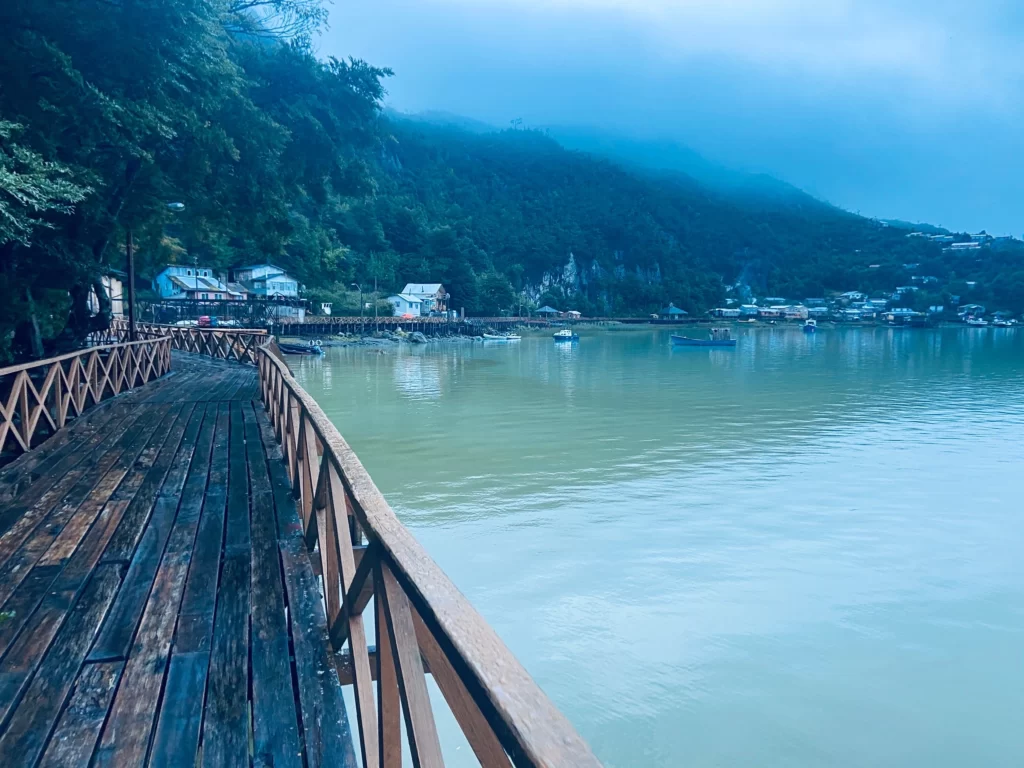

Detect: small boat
[553,329,579,342]
[966,317,989,327]
[482,333,521,341]
[992,319,1017,328]
[279,340,323,355]
[803,319,817,333]
[672,328,737,347]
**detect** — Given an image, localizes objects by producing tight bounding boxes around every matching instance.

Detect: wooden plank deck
[0,354,356,767]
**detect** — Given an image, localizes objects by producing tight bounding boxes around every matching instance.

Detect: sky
[322,0,1024,234]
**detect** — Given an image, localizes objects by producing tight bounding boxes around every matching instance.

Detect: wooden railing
[0,337,171,459]
[256,344,600,767]
[111,319,268,364]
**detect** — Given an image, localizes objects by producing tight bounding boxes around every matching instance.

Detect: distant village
[111,243,1017,330]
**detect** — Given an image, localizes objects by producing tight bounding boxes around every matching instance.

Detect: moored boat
[553,329,579,342]
[482,333,521,341]
[672,328,736,347]
[966,317,989,327]
[279,340,323,355]
[803,319,817,333]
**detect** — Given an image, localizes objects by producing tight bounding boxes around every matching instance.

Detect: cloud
[326,0,1024,232]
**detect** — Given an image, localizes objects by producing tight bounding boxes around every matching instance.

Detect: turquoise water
[290,326,1024,767]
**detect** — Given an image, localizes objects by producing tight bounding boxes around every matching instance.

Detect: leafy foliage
[1,0,1022,363]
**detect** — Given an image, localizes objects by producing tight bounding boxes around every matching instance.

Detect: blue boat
[671,328,736,347]
[553,329,579,342]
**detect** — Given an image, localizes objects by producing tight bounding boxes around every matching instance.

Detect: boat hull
[278,343,323,355]
[671,335,736,347]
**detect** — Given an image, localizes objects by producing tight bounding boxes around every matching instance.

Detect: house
[970,232,991,243]
[757,307,782,319]
[808,306,830,317]
[565,310,582,319]
[838,291,867,302]
[804,298,826,307]
[784,305,809,321]
[535,305,561,317]
[401,283,447,313]
[927,306,945,315]
[233,264,299,298]
[946,242,981,251]
[958,303,986,317]
[838,309,864,321]
[739,304,760,317]
[709,308,740,318]
[154,265,245,301]
[659,304,688,320]
[388,294,423,317]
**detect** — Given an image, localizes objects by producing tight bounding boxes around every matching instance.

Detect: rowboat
[672,328,736,347]
[483,333,521,341]
[278,341,323,355]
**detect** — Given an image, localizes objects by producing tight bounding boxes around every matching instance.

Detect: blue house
[154,265,246,301]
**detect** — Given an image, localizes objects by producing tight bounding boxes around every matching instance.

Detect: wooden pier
[0,330,600,766]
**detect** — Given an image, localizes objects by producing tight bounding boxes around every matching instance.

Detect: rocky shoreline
[279,329,476,348]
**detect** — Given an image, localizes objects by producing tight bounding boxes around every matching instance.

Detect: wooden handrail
[255,343,601,767]
[110,319,267,364]
[0,337,171,459]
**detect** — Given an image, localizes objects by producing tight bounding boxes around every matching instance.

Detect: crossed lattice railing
[256,345,600,767]
[110,319,267,365]
[0,337,171,460]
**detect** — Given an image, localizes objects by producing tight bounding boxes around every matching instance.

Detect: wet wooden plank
[0,389,145,504]
[200,555,250,766]
[93,403,219,766]
[100,399,201,563]
[245,405,304,768]
[0,564,60,659]
[224,402,250,559]
[0,564,122,766]
[0,407,149,605]
[38,661,123,768]
[0,405,176,658]
[149,405,229,766]
[147,651,209,768]
[0,479,137,725]
[88,405,208,662]
[280,543,358,768]
[0,368,185,503]
[260,402,357,768]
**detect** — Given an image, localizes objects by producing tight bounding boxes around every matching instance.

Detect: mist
[322,0,1024,235]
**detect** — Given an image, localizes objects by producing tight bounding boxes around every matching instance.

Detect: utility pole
[126,229,137,341]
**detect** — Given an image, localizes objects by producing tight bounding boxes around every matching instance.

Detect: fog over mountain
[324,0,1024,235]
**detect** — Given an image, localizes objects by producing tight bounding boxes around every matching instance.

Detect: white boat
[966,317,989,327]
[482,333,521,341]
[553,329,579,342]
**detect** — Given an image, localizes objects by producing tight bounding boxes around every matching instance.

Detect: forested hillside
[2,0,1022,362]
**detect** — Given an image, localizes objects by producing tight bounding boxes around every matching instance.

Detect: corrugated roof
[402,283,443,295]
[390,294,422,303]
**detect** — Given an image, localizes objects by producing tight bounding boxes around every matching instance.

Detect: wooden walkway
[0,355,355,767]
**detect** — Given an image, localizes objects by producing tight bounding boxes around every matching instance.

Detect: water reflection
[294,327,1024,768]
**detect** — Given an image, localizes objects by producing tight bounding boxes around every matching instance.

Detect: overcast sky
[323,0,1024,234]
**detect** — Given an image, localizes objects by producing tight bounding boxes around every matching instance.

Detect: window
[201,293,208,300]
[215,293,222,300]
[187,269,192,276]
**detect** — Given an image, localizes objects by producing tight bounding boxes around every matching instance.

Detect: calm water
[291,326,1024,767]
